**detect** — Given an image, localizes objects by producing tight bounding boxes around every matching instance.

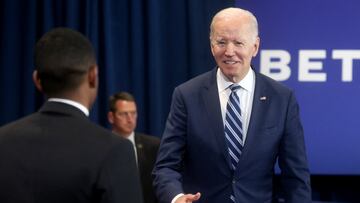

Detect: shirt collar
[217,67,255,93]
[113,130,135,143]
[48,98,89,116]
[124,132,135,146]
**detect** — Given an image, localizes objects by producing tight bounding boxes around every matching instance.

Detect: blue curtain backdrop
[0,0,234,136]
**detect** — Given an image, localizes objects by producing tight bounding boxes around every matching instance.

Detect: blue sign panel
[236,0,360,174]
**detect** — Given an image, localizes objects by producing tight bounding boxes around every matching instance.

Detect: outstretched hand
[175,192,201,203]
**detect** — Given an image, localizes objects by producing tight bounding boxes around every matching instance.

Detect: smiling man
[153,7,311,203]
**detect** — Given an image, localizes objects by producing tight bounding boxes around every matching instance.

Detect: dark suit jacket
[153,68,311,203]
[0,101,143,203]
[135,133,160,203]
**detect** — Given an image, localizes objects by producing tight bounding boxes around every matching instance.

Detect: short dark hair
[109,92,136,112]
[34,27,96,96]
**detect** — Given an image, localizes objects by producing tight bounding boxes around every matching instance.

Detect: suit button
[232,179,236,184]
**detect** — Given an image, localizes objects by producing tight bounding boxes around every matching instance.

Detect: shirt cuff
[171,193,184,203]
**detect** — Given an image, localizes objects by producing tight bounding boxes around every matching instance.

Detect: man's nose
[224,43,235,57]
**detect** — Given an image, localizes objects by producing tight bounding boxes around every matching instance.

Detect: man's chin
[221,66,240,74]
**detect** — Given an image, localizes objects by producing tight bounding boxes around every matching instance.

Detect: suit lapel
[201,68,232,170]
[236,72,271,171]
[134,134,143,167]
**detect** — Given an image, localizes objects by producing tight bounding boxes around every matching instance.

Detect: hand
[175,192,201,203]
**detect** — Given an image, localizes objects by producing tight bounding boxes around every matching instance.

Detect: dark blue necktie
[224,84,243,202]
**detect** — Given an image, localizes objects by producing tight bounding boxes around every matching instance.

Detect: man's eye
[235,41,243,46]
[216,41,226,46]
[118,112,126,117]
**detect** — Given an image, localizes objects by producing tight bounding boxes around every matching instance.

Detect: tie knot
[229,84,241,92]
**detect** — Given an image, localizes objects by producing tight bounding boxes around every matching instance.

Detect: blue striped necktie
[225,84,243,202]
[225,84,243,170]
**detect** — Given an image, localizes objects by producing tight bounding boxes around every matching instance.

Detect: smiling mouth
[223,60,238,64]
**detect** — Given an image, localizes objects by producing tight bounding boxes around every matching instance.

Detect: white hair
[210,7,259,42]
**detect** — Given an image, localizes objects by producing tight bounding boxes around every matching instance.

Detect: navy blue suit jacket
[153,68,311,203]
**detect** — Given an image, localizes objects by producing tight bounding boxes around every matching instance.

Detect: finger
[185,192,201,201]
[193,192,201,200]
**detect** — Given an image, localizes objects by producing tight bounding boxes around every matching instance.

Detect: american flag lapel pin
[260,96,267,101]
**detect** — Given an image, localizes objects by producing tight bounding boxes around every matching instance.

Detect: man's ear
[32,70,43,92]
[107,111,114,124]
[210,40,215,57]
[88,65,98,88]
[252,36,260,57]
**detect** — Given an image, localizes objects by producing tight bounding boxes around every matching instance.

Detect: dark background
[0,0,358,202]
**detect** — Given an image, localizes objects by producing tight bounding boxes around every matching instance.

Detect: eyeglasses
[115,111,137,118]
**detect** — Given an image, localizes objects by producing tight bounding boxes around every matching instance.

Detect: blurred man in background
[108,92,160,203]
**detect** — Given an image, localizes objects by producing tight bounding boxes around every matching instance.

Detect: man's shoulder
[256,71,293,94]
[0,113,37,137]
[135,133,160,155]
[172,69,215,98]
[83,122,133,148]
[179,69,214,89]
[136,133,160,145]
[0,111,130,148]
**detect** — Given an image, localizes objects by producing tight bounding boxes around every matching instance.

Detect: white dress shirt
[216,67,255,143]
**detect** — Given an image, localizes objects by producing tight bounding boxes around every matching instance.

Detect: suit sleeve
[152,87,187,203]
[97,139,143,203]
[278,91,312,203]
